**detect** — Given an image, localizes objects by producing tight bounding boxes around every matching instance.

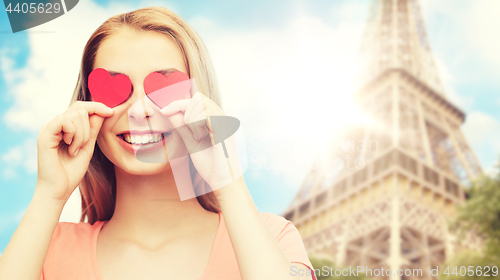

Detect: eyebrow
[107,68,180,77]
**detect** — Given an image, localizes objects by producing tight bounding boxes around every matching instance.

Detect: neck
[107,157,212,244]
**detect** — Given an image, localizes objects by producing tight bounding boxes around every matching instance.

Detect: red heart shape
[88,68,132,108]
[144,71,191,108]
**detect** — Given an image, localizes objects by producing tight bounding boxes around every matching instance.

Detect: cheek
[96,119,115,154]
[96,132,110,160]
[96,133,105,148]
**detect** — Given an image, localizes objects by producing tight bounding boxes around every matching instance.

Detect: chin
[117,160,171,176]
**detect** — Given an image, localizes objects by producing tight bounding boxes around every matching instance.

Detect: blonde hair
[69,7,221,224]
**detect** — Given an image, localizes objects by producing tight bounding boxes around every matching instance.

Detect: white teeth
[123,133,165,145]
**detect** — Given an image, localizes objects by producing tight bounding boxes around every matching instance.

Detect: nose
[127,90,157,122]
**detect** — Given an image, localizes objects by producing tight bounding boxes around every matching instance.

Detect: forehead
[93,28,187,76]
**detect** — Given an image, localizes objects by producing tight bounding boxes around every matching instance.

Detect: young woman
[0,7,315,280]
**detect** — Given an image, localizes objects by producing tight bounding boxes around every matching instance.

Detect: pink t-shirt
[40,212,317,280]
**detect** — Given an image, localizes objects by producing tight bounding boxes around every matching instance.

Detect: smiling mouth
[118,132,171,145]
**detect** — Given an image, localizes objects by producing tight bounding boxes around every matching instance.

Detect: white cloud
[462,111,500,174]
[331,0,369,22]
[1,139,37,180]
[2,168,17,180]
[462,1,500,77]
[421,0,500,85]
[463,112,500,150]
[22,140,37,174]
[1,146,23,165]
[433,55,472,110]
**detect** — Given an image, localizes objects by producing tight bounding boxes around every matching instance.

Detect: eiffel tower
[282,0,482,279]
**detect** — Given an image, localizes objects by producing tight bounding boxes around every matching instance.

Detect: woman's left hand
[160,92,243,197]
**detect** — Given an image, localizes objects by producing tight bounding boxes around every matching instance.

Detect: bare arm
[0,101,114,280]
[0,188,64,280]
[214,176,314,280]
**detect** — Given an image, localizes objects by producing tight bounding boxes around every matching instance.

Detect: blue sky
[1,0,500,254]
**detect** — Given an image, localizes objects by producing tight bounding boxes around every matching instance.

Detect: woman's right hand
[35,101,114,203]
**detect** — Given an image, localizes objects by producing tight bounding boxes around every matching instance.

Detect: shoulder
[48,221,102,251]
[45,221,103,263]
[43,221,104,278]
[259,213,316,279]
[260,212,289,223]
[49,221,102,247]
[53,221,100,237]
[43,221,104,276]
[259,212,297,240]
[260,212,292,229]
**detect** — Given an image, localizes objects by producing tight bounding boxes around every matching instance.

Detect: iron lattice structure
[282,0,483,279]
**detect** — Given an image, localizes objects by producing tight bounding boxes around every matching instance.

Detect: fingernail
[68,139,72,145]
[106,106,114,112]
[74,148,80,156]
